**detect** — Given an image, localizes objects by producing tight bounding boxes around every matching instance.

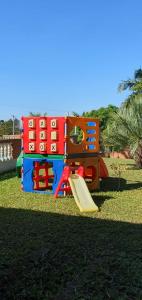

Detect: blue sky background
[0,0,142,120]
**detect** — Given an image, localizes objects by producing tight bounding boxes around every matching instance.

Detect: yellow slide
[68,174,99,212]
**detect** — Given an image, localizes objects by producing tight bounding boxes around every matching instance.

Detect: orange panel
[66,156,100,190]
[66,117,99,154]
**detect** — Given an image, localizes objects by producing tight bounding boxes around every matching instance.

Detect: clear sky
[0,0,142,120]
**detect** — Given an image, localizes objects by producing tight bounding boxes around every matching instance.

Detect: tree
[118,68,142,107]
[104,96,142,168]
[0,118,20,136]
[82,105,118,131]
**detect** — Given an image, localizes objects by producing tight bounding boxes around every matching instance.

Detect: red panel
[22,117,37,154]
[47,117,65,154]
[36,117,48,154]
[22,116,65,154]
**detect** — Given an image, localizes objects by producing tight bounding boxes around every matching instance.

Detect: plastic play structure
[20,116,108,212]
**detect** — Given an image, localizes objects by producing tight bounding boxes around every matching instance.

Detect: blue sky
[0,0,142,120]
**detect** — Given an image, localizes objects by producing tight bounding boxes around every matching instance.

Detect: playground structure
[21,116,108,212]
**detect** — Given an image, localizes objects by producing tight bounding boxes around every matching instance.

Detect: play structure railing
[0,141,13,161]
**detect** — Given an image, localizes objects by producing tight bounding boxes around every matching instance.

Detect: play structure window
[87,121,96,126]
[85,166,96,183]
[86,137,96,142]
[86,129,96,134]
[68,162,83,175]
[70,126,84,144]
[88,144,95,150]
[33,161,54,190]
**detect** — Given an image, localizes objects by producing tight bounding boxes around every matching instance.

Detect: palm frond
[72,111,80,117]
[118,80,135,92]
[134,68,142,80]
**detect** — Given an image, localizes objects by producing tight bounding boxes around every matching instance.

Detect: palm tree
[104,96,142,168]
[118,68,142,107]
[72,111,80,117]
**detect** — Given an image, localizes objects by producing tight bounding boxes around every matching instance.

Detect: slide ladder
[54,166,98,212]
[54,165,84,197]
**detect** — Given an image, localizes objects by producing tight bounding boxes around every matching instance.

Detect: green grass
[0,158,142,300]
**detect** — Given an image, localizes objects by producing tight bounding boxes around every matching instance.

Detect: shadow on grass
[101,177,142,191]
[92,194,113,209]
[0,171,16,182]
[125,164,142,170]
[0,207,141,300]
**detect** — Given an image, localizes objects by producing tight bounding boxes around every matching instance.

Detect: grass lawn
[0,158,142,300]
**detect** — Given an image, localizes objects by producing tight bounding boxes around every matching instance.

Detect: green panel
[24,153,64,159]
[47,155,64,159]
[16,152,64,177]
[16,151,23,168]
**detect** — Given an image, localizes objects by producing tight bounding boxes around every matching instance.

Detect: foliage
[82,104,118,130]
[109,163,128,190]
[70,112,83,143]
[82,105,118,151]
[72,105,118,131]
[104,96,142,167]
[70,126,83,144]
[72,111,80,117]
[29,112,47,116]
[72,105,118,151]
[0,118,20,136]
[0,159,142,299]
[118,68,142,107]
